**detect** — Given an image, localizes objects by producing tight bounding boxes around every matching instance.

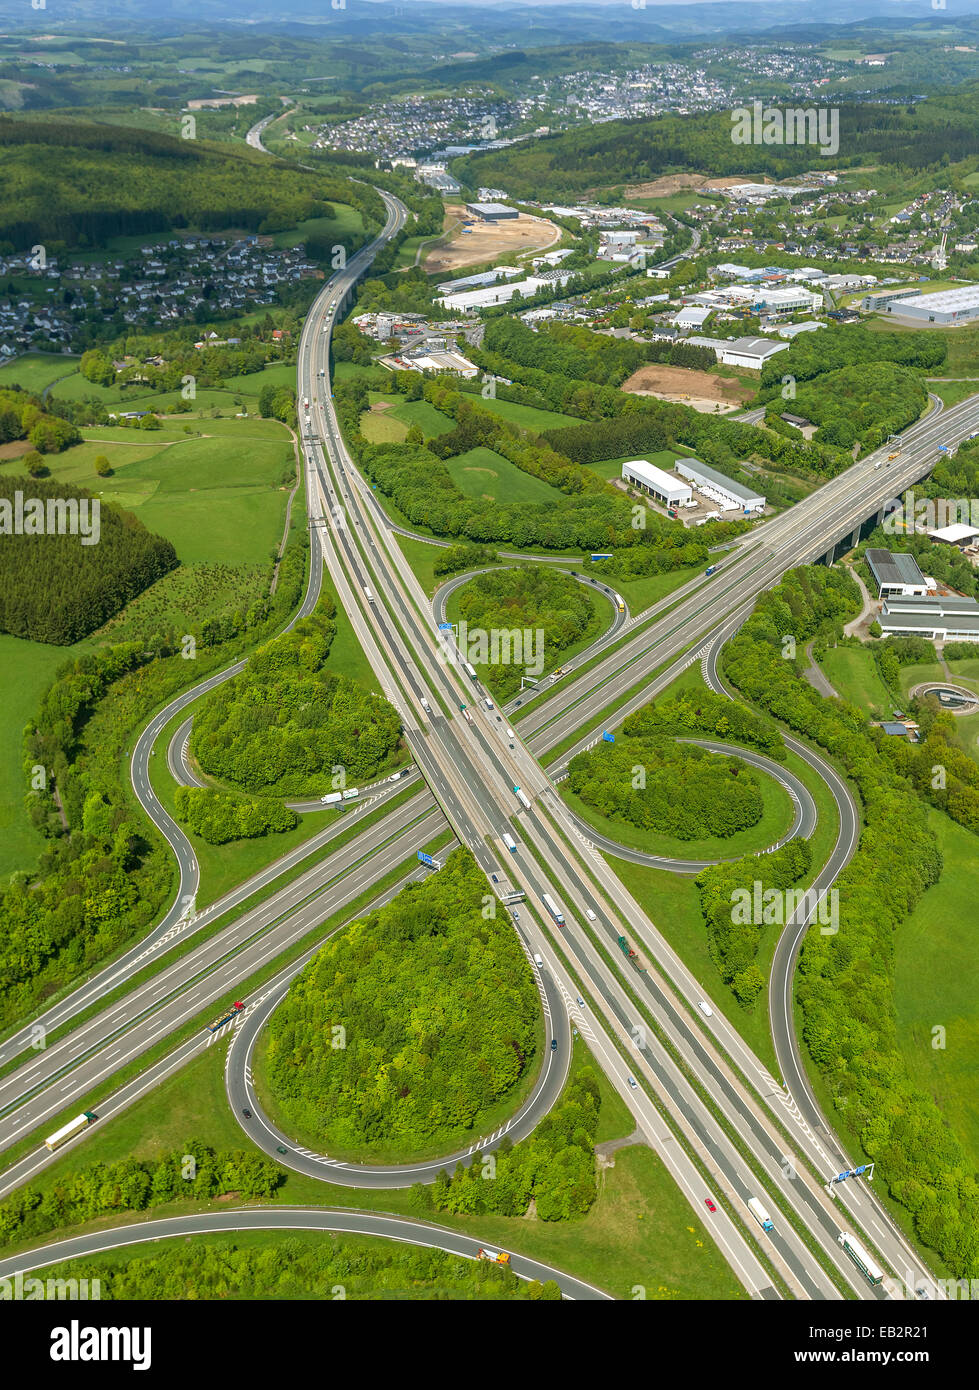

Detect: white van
[585,909,597,922]
[485,697,494,711]
[533,953,544,968]
[698,1000,714,1018]
[506,727,515,739]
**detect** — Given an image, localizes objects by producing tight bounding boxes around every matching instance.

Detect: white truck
[320,791,343,805]
[514,786,531,811]
[363,586,374,604]
[747,1197,774,1232]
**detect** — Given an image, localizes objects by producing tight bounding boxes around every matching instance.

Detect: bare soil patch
[621,364,754,410]
[424,204,561,274]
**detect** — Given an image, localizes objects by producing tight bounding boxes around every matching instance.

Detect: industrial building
[675,458,765,513]
[465,202,518,221]
[688,335,791,370]
[864,548,930,598]
[879,594,979,641]
[927,522,979,548]
[884,285,979,325]
[860,287,920,314]
[621,460,693,507]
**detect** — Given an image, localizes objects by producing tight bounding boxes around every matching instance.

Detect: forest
[567,738,765,841]
[722,564,979,1275]
[623,689,787,762]
[190,606,403,797]
[454,566,597,699]
[0,386,82,454]
[0,117,382,251]
[759,324,946,394]
[263,851,540,1158]
[0,475,178,645]
[455,103,979,200]
[32,1238,560,1301]
[767,362,928,452]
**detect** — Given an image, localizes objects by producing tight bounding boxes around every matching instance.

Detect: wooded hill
[0,117,382,251]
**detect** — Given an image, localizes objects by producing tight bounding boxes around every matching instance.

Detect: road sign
[438,622,452,631]
[417,851,434,867]
[602,731,615,743]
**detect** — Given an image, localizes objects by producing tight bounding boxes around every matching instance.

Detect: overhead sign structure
[417,851,434,867]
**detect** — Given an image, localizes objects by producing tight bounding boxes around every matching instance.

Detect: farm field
[445,446,562,505]
[0,352,78,394]
[818,645,894,716]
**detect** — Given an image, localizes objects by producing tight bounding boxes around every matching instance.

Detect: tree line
[33,1237,559,1301]
[0,1142,282,1249]
[722,563,979,1277]
[173,786,298,845]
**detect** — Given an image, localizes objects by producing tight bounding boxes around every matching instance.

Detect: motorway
[0,170,968,1299]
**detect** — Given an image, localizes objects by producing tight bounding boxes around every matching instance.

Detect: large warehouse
[675,458,765,513]
[465,202,518,221]
[621,459,692,507]
[882,285,979,325]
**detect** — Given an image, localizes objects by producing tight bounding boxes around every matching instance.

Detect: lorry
[342,787,360,801]
[207,1001,245,1034]
[45,1112,97,1152]
[477,1248,511,1265]
[747,1197,774,1232]
[514,786,531,811]
[617,935,647,972]
[420,697,431,714]
[705,565,717,577]
[502,832,517,853]
[320,790,343,805]
[542,891,565,925]
[613,592,625,613]
[363,586,374,604]
[463,660,478,681]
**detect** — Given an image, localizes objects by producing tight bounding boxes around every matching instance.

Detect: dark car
[276,1146,288,1155]
[242,1109,252,1119]
[491,874,499,883]
[705,1198,717,1213]
[550,1039,557,1051]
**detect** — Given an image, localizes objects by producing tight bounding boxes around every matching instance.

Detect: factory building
[883,285,979,325]
[674,458,766,513]
[621,460,693,507]
[465,202,518,221]
[879,594,979,641]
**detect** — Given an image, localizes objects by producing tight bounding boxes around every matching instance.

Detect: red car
[704,1198,717,1213]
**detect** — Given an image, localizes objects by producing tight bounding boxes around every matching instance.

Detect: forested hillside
[0,476,178,644]
[0,117,382,250]
[457,102,979,199]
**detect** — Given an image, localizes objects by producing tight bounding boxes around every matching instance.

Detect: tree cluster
[190,606,402,797]
[265,851,539,1157]
[173,786,298,844]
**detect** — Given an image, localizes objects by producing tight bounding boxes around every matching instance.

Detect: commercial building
[621,459,693,507]
[438,272,572,312]
[864,548,929,598]
[688,335,791,370]
[861,286,925,314]
[885,285,979,325]
[465,202,518,221]
[927,522,979,548]
[879,594,979,641]
[674,458,765,513]
[674,305,714,330]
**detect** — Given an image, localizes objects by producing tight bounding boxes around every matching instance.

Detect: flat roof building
[675,458,765,513]
[879,594,979,641]
[881,285,979,325]
[865,548,929,598]
[927,523,979,547]
[465,202,518,221]
[621,460,693,507]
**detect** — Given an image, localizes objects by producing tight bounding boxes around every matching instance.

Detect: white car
[627,1076,638,1090]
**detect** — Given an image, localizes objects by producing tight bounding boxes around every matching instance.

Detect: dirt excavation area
[423,204,562,274]
[622,173,773,199]
[621,363,755,412]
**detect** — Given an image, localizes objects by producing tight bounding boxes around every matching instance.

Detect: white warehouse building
[621,459,693,507]
[675,458,765,513]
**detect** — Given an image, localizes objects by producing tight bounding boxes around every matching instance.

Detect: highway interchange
[0,171,974,1302]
